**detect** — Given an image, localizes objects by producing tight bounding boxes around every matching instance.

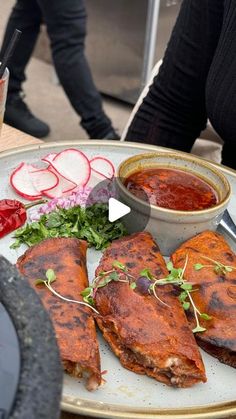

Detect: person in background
[125,0,236,170]
[0,0,119,139]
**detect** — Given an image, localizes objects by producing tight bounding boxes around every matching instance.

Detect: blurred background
[0,0,183,142]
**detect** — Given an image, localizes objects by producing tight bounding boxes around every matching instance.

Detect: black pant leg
[0,0,42,95]
[221,144,236,170]
[37,0,112,138]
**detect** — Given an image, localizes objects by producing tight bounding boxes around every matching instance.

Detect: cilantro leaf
[10,203,126,250]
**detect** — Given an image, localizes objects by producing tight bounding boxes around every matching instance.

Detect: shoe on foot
[102,128,120,140]
[4,94,50,138]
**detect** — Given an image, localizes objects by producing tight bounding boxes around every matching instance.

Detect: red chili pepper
[0,199,47,238]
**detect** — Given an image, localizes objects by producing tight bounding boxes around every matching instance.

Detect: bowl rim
[116,151,232,216]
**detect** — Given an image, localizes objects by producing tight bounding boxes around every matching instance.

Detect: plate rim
[1,139,236,179]
[61,397,236,419]
[1,140,236,419]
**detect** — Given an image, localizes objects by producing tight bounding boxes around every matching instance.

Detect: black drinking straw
[0,29,22,79]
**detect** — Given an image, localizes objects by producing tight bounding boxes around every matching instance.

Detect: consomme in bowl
[116,151,231,255]
[124,167,218,211]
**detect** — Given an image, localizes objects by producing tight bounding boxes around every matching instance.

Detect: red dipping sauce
[125,167,218,211]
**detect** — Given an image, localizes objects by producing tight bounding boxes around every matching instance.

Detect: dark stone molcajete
[0,256,63,419]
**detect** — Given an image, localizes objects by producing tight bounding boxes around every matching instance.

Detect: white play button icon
[108,198,131,222]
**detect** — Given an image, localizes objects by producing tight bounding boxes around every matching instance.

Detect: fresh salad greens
[10,203,126,250]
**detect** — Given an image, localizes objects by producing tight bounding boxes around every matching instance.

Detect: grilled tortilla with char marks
[171,230,236,368]
[94,232,206,388]
[17,237,101,390]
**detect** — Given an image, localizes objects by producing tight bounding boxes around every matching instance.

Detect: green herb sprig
[80,256,211,334]
[81,260,135,305]
[140,256,211,333]
[35,269,99,314]
[11,203,126,250]
[194,255,236,275]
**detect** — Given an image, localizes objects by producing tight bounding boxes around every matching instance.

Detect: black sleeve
[125,0,224,151]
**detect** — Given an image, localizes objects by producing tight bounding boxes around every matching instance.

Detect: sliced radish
[90,157,114,179]
[10,150,114,201]
[50,148,91,186]
[41,152,57,165]
[86,170,107,188]
[43,167,77,198]
[29,168,59,193]
[10,163,42,200]
[42,152,77,197]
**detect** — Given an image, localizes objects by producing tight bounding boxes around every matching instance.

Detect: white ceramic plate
[1,141,236,419]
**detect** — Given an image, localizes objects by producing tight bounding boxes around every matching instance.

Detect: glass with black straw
[0,29,21,135]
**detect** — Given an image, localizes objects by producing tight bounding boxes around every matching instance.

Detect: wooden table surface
[0,123,42,152]
[1,124,235,419]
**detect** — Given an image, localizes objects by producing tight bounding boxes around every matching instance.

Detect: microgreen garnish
[146,255,212,333]
[186,291,207,333]
[167,261,174,271]
[46,268,56,283]
[80,256,212,334]
[35,269,99,314]
[81,261,136,307]
[140,268,153,279]
[112,260,127,271]
[35,268,56,285]
[194,255,236,275]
